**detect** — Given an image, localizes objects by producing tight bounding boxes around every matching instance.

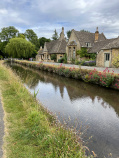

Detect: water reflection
[8,63,119,158]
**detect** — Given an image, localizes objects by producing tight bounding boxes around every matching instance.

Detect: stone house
[36,27,67,62]
[95,38,119,67]
[66,27,106,63]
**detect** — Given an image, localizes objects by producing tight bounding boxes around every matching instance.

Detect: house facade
[66,27,106,63]
[36,27,67,62]
[96,38,119,67]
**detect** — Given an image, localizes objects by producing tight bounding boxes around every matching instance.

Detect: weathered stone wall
[57,54,64,62]
[111,49,119,67]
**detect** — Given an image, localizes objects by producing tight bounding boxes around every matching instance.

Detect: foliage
[76,48,88,57]
[80,29,90,33]
[52,29,58,40]
[18,33,25,39]
[15,60,119,90]
[79,60,96,66]
[67,30,71,39]
[88,53,96,60]
[39,37,51,48]
[63,53,67,63]
[0,26,19,41]
[5,37,35,58]
[24,29,39,50]
[0,41,8,57]
[51,54,57,61]
[112,53,119,68]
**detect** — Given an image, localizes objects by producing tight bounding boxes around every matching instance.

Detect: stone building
[66,27,106,63]
[36,27,67,62]
[95,37,119,67]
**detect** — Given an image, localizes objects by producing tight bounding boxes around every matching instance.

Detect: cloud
[0,0,119,38]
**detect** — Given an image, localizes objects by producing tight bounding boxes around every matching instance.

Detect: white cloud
[0,0,119,38]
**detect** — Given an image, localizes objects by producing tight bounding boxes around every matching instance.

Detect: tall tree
[66,30,71,39]
[52,29,58,40]
[24,29,39,50]
[5,37,35,58]
[39,37,51,48]
[0,26,19,41]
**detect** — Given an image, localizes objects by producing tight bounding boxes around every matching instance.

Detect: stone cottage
[36,27,67,62]
[95,37,119,67]
[66,27,106,63]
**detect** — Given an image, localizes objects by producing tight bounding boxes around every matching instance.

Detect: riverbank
[0,61,94,157]
[14,60,119,90]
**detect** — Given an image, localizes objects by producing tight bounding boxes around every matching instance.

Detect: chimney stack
[95,27,99,42]
[59,27,65,40]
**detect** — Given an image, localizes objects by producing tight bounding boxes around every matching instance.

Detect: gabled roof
[38,49,43,55]
[45,39,67,54]
[73,30,106,47]
[88,38,117,53]
[102,38,119,49]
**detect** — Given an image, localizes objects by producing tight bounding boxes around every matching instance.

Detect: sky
[0,0,119,39]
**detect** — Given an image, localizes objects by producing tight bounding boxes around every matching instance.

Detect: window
[86,42,91,47]
[73,47,75,59]
[105,53,110,61]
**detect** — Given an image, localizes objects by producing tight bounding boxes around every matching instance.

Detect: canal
[8,63,119,158]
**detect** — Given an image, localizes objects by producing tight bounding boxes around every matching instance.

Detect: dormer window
[86,42,91,47]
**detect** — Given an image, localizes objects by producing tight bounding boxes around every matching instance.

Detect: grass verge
[0,61,94,158]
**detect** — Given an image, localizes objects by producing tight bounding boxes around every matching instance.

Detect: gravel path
[0,96,4,158]
[34,61,119,74]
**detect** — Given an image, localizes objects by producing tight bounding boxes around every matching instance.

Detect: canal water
[8,63,119,158]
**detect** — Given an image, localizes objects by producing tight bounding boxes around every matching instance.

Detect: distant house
[66,27,106,62]
[36,27,67,62]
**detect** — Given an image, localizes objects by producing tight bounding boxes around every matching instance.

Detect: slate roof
[73,30,106,47]
[88,38,117,53]
[38,49,43,55]
[45,39,67,54]
[67,40,77,46]
[102,37,119,49]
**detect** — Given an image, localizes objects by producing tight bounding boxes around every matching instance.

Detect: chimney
[95,27,99,42]
[59,27,65,40]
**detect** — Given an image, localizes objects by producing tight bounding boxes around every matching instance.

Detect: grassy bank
[0,61,94,158]
[15,60,119,90]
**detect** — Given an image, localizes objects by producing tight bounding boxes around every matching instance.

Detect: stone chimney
[59,27,65,40]
[95,27,99,42]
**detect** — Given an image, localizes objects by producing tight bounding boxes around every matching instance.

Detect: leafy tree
[76,48,88,57]
[51,54,57,61]
[52,29,58,40]
[67,30,71,39]
[18,33,25,39]
[0,26,19,41]
[0,41,8,57]
[80,29,90,33]
[5,37,35,58]
[39,37,51,48]
[24,29,39,50]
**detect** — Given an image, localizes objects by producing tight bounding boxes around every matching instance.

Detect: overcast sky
[0,0,119,39]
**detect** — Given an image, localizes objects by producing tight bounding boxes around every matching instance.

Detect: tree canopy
[39,37,51,48]
[24,29,39,50]
[67,30,71,39]
[52,29,58,40]
[0,26,19,41]
[5,37,35,58]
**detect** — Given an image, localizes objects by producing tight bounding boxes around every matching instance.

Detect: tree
[67,30,71,39]
[52,29,58,40]
[80,29,90,33]
[39,37,51,48]
[76,48,88,57]
[5,37,35,58]
[0,26,19,41]
[24,29,39,50]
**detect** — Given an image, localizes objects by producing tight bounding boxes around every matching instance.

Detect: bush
[79,60,96,66]
[58,58,64,63]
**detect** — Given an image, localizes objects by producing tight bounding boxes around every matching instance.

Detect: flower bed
[13,60,119,90]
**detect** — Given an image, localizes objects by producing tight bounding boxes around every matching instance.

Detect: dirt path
[0,96,4,158]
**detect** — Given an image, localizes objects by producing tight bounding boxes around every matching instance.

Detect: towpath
[0,96,4,158]
[34,61,119,74]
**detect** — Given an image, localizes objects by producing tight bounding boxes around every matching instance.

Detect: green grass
[0,61,94,158]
